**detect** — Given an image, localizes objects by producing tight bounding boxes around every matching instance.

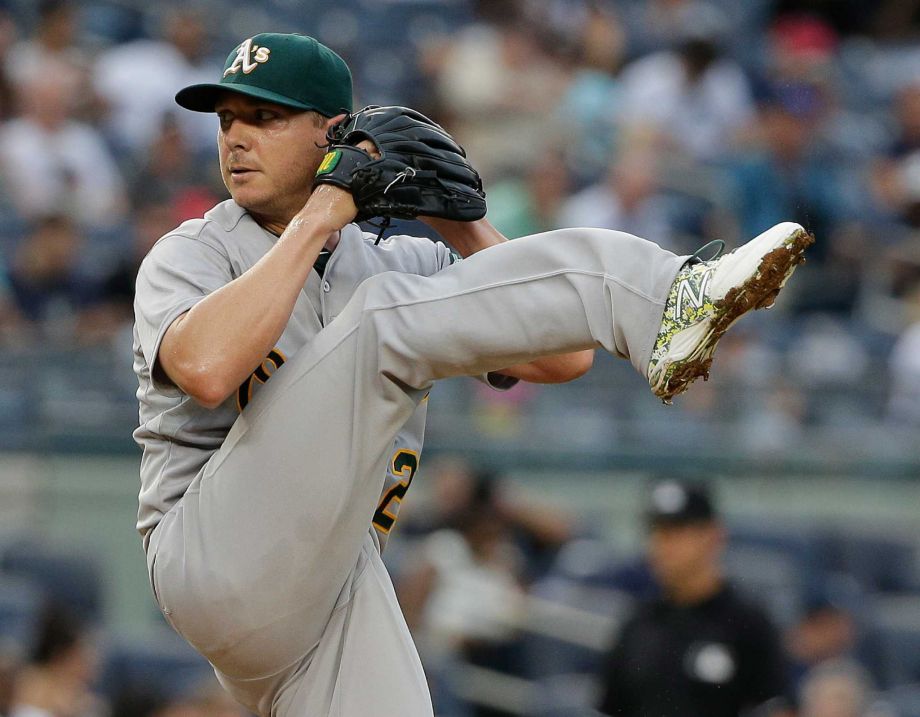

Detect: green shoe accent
[647,223,815,404]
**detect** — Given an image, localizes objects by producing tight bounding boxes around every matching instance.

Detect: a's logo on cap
[224,37,272,77]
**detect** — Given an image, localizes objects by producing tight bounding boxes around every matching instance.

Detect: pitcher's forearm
[158,205,344,407]
[497,349,595,384]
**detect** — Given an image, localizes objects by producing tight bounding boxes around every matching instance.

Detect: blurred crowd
[0,1,918,716]
[0,0,223,349]
[0,598,250,717]
[383,459,920,717]
[2,458,917,717]
[0,0,917,445]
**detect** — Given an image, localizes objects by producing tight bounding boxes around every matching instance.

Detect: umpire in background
[597,480,793,717]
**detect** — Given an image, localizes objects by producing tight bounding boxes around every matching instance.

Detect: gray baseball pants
[145,227,684,716]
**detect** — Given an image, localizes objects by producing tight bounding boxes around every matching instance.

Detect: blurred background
[0,0,918,715]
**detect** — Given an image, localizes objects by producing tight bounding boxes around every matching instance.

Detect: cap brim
[175,82,321,113]
[646,513,714,527]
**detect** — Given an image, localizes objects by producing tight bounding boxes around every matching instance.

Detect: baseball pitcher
[133,33,812,717]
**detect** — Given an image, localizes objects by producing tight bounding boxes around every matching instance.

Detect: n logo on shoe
[673,269,712,321]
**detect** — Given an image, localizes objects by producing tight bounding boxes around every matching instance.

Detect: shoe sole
[656,226,815,404]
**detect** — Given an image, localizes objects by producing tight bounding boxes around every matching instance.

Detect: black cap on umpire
[645,479,717,527]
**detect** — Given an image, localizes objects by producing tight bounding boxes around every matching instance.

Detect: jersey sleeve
[134,234,233,386]
[415,235,457,274]
[380,232,458,275]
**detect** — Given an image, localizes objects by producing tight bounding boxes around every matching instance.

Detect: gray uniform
[134,198,684,716]
[134,199,493,550]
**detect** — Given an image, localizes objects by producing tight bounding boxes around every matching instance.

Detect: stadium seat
[879,684,920,717]
[547,538,623,584]
[0,538,104,623]
[96,623,214,700]
[865,595,920,689]
[0,575,45,655]
[724,522,821,626]
[529,673,604,717]
[520,574,629,679]
[725,547,806,628]
[814,529,920,594]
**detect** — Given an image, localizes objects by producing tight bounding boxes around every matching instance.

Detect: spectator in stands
[616,3,754,163]
[110,677,247,717]
[786,598,860,692]
[551,3,626,185]
[400,458,573,582]
[6,215,93,334]
[557,145,677,252]
[760,27,871,319]
[399,461,576,656]
[764,15,840,102]
[619,0,732,59]
[9,603,106,717]
[871,83,920,238]
[866,0,920,40]
[125,113,221,211]
[4,1,90,110]
[728,89,848,266]
[876,150,920,231]
[798,659,888,717]
[886,280,920,424]
[0,255,25,343]
[597,479,792,717]
[0,70,127,230]
[890,82,920,159]
[0,2,16,121]
[79,199,179,343]
[731,14,861,276]
[7,204,148,342]
[0,649,20,717]
[93,7,219,156]
[108,687,163,717]
[770,0,881,38]
[399,456,487,539]
[399,502,525,717]
[488,472,575,584]
[433,0,568,179]
[484,150,572,238]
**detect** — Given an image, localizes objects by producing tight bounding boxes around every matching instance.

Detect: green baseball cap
[175,33,353,117]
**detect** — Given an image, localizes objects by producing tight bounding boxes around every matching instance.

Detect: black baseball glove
[313,105,487,223]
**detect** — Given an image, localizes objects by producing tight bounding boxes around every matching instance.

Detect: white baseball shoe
[647,222,814,403]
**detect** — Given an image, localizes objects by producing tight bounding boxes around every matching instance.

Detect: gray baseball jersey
[133,198,495,549]
[136,199,685,715]
[134,198,538,716]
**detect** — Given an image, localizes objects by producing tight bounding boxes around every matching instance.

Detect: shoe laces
[686,239,725,266]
